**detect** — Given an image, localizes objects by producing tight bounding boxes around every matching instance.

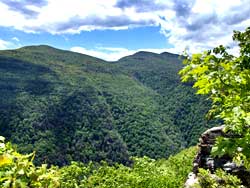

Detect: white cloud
[71,46,135,61]
[0,0,249,56]
[71,46,170,61]
[158,0,250,55]
[12,37,20,42]
[0,0,160,34]
[0,2,27,30]
[0,39,15,50]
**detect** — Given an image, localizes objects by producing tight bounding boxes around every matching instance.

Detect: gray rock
[185,125,250,187]
[184,172,198,188]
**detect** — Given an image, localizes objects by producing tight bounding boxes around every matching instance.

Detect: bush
[0,136,60,188]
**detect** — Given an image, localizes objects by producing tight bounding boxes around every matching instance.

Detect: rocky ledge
[185,126,250,187]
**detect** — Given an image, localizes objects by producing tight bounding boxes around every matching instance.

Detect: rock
[192,126,225,174]
[206,157,214,171]
[184,172,198,188]
[185,125,250,187]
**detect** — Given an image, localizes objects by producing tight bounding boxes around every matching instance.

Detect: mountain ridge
[0,45,214,166]
[3,44,181,62]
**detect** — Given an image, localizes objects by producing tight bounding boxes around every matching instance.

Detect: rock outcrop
[185,126,250,187]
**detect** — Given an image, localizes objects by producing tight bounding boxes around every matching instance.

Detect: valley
[0,45,214,166]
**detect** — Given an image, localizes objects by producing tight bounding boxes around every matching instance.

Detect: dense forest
[1,27,249,187]
[0,45,214,166]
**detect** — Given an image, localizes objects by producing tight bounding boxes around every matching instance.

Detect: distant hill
[0,45,214,166]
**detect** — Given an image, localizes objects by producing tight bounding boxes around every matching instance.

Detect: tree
[179,27,250,168]
[0,136,60,187]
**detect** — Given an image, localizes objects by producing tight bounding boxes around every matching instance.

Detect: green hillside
[0,45,213,166]
[0,135,197,187]
[116,51,215,146]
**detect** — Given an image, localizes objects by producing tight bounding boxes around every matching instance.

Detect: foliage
[0,135,196,187]
[0,45,212,165]
[59,161,95,188]
[180,27,250,169]
[59,147,197,188]
[195,168,242,188]
[117,51,215,147]
[0,136,59,188]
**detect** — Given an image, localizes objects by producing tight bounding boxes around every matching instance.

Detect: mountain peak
[118,50,182,62]
[133,51,158,56]
[160,52,180,58]
[118,51,159,61]
[18,45,60,52]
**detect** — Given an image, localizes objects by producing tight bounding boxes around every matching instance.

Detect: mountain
[0,45,214,166]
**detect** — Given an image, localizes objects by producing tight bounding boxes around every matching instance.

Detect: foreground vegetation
[180,27,250,187]
[0,136,196,187]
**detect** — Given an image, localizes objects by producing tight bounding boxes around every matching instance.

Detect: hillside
[0,45,214,166]
[0,135,197,187]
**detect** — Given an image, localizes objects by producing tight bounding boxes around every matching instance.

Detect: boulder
[185,126,250,187]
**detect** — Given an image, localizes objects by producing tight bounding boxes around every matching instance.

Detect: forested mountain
[0,45,214,166]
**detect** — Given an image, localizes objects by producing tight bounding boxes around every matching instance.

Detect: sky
[0,0,249,61]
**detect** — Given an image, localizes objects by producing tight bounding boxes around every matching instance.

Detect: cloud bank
[71,46,168,61]
[0,0,249,58]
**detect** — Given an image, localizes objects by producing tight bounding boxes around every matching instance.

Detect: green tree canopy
[180,27,250,168]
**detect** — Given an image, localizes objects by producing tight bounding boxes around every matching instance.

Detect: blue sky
[0,0,249,61]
